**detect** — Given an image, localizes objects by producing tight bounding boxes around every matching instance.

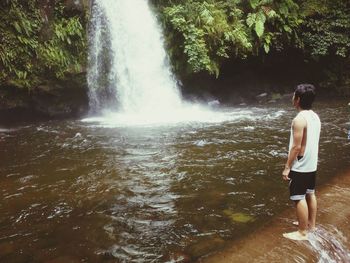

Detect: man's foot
[292,221,316,231]
[283,231,308,241]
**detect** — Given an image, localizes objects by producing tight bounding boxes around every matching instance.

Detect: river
[0,100,349,262]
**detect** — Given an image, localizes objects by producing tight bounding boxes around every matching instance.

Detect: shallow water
[0,101,349,262]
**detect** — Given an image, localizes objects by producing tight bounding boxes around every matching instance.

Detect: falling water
[87,0,182,114]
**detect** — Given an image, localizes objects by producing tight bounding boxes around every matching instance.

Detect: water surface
[0,101,349,262]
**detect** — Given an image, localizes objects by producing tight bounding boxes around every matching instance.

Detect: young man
[282,84,321,240]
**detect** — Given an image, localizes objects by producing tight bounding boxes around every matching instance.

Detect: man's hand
[282,167,290,181]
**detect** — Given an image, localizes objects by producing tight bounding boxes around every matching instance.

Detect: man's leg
[283,199,309,240]
[306,193,317,230]
[295,199,309,234]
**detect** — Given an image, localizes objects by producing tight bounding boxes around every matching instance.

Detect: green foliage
[163,1,252,76]
[0,0,86,88]
[299,1,350,91]
[301,1,350,58]
[160,0,303,76]
[1,0,348,91]
[39,15,86,78]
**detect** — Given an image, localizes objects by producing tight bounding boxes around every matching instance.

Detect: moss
[223,210,256,223]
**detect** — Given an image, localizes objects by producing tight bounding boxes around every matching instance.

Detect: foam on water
[82,104,263,127]
[308,225,350,262]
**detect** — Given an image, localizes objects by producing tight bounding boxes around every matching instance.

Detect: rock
[223,210,255,223]
[163,251,191,263]
[186,236,225,259]
[64,0,84,12]
[207,100,220,107]
[256,92,268,98]
[45,256,81,263]
[0,75,89,123]
[255,92,268,103]
[0,242,15,257]
[280,92,294,101]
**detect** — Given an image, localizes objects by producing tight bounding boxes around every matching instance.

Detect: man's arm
[282,116,306,180]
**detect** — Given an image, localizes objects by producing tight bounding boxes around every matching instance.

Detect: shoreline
[200,169,350,262]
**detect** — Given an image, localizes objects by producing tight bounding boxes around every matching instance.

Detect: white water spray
[85,0,256,127]
[88,0,182,114]
[308,225,350,262]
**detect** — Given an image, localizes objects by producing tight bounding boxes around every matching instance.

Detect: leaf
[14,21,22,33]
[283,25,292,32]
[264,43,270,53]
[255,12,266,37]
[257,11,266,24]
[267,10,277,18]
[255,20,264,37]
[246,13,256,28]
[249,0,260,9]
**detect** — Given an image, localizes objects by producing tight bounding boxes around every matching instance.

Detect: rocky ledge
[0,75,89,123]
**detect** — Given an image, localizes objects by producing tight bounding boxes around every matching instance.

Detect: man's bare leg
[292,194,317,230]
[283,199,309,240]
[306,193,317,230]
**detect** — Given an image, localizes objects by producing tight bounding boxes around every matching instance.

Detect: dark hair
[294,84,316,110]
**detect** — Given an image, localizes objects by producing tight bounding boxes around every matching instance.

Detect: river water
[0,101,349,262]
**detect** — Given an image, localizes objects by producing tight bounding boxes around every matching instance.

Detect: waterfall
[87,0,182,114]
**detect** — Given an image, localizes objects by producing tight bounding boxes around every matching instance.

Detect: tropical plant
[159,0,303,77]
[0,0,87,89]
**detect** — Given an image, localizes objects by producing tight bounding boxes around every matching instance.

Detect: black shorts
[289,170,316,201]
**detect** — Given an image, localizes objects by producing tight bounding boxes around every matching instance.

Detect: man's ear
[294,97,300,106]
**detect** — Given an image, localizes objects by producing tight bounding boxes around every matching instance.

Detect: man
[282,84,321,240]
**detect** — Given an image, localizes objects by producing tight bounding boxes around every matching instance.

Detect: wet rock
[45,256,81,263]
[186,236,225,259]
[163,251,191,263]
[205,190,226,207]
[256,92,268,98]
[223,209,255,223]
[256,92,269,103]
[279,92,294,102]
[207,100,220,107]
[64,0,91,12]
[0,76,89,123]
[0,242,15,257]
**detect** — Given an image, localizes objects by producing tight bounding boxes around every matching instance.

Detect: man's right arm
[282,116,305,180]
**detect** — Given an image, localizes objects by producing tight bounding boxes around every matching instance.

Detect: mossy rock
[223,209,255,223]
[186,236,225,259]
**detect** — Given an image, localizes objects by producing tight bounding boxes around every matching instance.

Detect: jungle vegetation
[154,0,350,92]
[0,0,87,88]
[0,0,349,93]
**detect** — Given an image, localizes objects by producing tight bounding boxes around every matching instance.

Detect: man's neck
[297,107,309,112]
[296,106,302,112]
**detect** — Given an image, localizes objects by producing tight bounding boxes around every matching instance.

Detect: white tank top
[289,110,321,172]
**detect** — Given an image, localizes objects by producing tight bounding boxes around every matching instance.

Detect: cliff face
[0,76,89,123]
[0,0,91,122]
